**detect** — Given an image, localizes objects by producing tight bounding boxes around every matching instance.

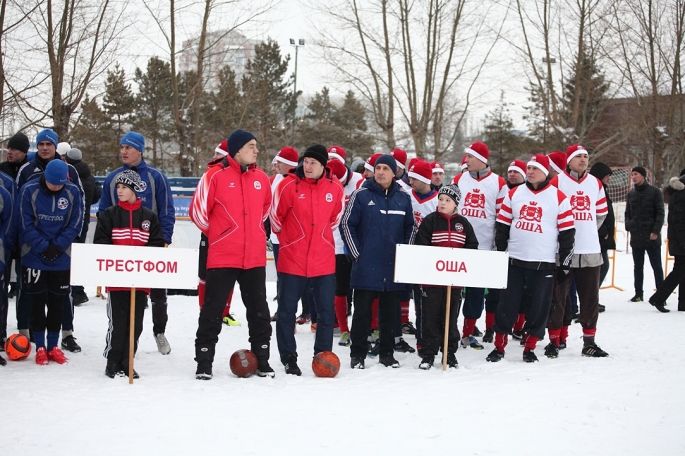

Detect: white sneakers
[155,333,171,355]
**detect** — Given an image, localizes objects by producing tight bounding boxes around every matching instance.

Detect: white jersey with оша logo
[453,171,506,251]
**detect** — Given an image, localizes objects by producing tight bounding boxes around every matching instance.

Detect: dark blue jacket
[19,178,84,271]
[0,184,15,272]
[16,154,83,196]
[99,160,175,244]
[340,178,415,291]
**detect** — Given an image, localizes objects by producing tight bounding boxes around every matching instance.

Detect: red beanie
[547,151,566,174]
[566,144,588,164]
[364,152,382,172]
[328,145,347,164]
[432,162,445,174]
[507,159,527,179]
[408,160,432,184]
[528,154,550,176]
[327,159,348,181]
[464,141,490,164]
[275,146,299,167]
[391,148,408,169]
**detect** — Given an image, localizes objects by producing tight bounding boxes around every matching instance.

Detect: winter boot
[379,355,400,368]
[544,343,559,358]
[485,349,504,362]
[350,356,365,369]
[61,335,81,353]
[195,362,213,380]
[482,328,494,343]
[257,359,276,378]
[522,350,538,363]
[283,356,302,376]
[582,343,609,357]
[419,356,434,370]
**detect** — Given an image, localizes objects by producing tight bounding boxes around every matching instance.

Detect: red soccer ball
[5,333,32,361]
[229,349,258,378]
[312,351,340,378]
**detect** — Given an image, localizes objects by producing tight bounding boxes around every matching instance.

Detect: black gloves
[41,244,62,263]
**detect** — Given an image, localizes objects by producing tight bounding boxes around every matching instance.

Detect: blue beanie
[375,154,398,176]
[44,159,68,185]
[227,129,256,157]
[120,131,145,153]
[36,129,59,147]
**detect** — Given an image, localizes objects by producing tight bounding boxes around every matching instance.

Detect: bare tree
[11,0,126,139]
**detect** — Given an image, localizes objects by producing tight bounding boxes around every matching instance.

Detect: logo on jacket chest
[325,192,333,202]
[57,197,69,210]
[570,191,593,220]
[254,181,262,190]
[142,220,151,231]
[515,201,543,233]
[461,188,487,218]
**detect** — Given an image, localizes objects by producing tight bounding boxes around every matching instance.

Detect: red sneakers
[47,347,68,364]
[35,347,48,365]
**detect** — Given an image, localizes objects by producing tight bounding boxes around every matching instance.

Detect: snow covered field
[3,233,684,455]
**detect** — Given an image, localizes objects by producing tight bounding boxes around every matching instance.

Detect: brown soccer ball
[312,351,340,378]
[229,349,258,378]
[5,333,32,361]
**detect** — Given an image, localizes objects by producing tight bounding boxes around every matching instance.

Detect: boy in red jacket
[94,170,164,378]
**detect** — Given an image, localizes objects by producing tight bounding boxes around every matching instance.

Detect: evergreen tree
[70,95,118,174]
[103,64,135,143]
[561,48,610,141]
[332,90,374,156]
[483,93,523,175]
[240,39,296,167]
[133,57,173,169]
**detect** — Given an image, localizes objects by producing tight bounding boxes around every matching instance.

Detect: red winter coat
[190,155,271,270]
[270,167,344,277]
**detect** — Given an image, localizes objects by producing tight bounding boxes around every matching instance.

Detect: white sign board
[71,243,199,289]
[394,244,509,288]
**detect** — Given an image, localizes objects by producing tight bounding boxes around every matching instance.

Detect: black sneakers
[61,335,82,353]
[394,338,416,353]
[419,356,434,370]
[105,360,123,378]
[582,343,609,357]
[401,322,417,335]
[630,293,643,302]
[379,355,400,368]
[522,350,538,363]
[447,353,458,369]
[486,349,504,362]
[350,356,365,369]
[195,362,213,380]
[72,289,89,306]
[257,360,276,378]
[482,329,494,343]
[544,343,559,358]
[283,357,302,376]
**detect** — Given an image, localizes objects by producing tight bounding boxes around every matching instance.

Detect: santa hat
[364,153,382,172]
[527,154,550,176]
[275,146,299,167]
[391,148,408,170]
[432,162,445,174]
[327,145,347,165]
[547,151,566,174]
[408,160,432,185]
[215,139,228,157]
[566,144,588,164]
[507,159,527,179]
[327,159,348,182]
[407,157,419,171]
[464,141,490,164]
[459,155,469,172]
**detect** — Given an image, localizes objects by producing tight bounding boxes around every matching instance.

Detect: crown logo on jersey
[472,188,481,193]
[529,201,538,206]
[576,190,584,195]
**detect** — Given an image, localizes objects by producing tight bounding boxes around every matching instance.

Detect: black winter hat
[589,162,612,180]
[302,144,329,168]
[7,132,30,153]
[632,166,647,178]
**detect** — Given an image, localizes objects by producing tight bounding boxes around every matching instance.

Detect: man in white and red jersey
[546,144,609,358]
[482,159,527,343]
[392,148,410,189]
[486,154,575,363]
[453,141,506,349]
[400,159,440,339]
[190,129,274,380]
[431,161,445,191]
[327,158,363,347]
[270,145,344,376]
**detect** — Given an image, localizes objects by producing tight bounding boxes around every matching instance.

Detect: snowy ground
[3,230,685,455]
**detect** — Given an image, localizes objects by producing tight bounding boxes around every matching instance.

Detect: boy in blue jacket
[18,160,83,365]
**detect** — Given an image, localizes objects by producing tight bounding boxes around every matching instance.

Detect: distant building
[179,29,259,92]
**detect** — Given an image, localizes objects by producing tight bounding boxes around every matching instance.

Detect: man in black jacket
[649,169,685,312]
[625,166,664,302]
[590,162,615,312]
[65,147,101,305]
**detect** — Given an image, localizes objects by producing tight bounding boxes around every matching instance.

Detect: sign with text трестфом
[394,244,509,288]
[70,243,199,289]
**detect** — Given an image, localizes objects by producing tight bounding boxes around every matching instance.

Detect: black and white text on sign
[70,243,199,289]
[394,244,509,288]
